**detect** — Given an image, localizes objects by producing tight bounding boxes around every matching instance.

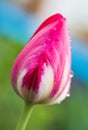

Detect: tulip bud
[11,13,72,104]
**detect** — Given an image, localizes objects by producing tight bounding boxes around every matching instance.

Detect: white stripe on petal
[33,64,54,103]
[17,69,27,98]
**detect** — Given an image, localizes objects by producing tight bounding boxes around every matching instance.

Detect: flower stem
[16,102,34,130]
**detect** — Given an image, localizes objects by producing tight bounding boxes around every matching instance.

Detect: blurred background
[0,0,88,130]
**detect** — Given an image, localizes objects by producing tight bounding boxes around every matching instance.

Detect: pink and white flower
[11,13,72,104]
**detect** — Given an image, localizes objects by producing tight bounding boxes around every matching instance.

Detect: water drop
[70,71,74,78]
[67,93,70,97]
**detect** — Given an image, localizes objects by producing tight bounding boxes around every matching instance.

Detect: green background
[0,35,88,130]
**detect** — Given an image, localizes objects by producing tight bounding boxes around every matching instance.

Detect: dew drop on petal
[70,71,74,78]
[66,93,70,97]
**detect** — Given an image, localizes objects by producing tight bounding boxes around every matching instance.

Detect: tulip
[11,13,72,105]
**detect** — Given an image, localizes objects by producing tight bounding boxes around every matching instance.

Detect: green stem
[16,102,34,130]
